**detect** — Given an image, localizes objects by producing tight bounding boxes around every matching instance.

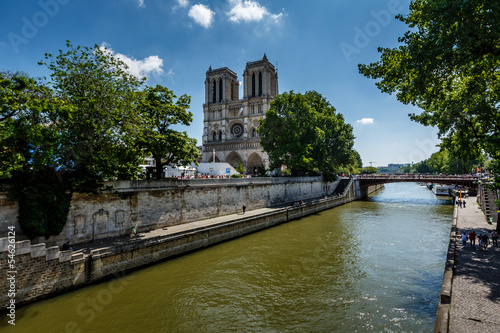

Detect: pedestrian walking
[461,232,468,247]
[469,230,476,249]
[491,230,498,246]
[481,233,489,251]
[463,200,466,208]
[242,204,246,214]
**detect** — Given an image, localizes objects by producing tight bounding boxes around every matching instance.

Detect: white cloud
[356,118,374,125]
[227,0,284,24]
[172,0,189,11]
[227,0,267,23]
[270,12,283,22]
[188,4,215,28]
[137,0,145,8]
[99,43,164,79]
[177,0,189,8]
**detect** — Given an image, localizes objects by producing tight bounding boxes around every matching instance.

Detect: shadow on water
[400,270,446,318]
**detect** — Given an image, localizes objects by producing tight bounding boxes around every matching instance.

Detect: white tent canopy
[196,163,239,176]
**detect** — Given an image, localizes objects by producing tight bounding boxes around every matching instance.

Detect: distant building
[201,54,278,174]
[387,163,411,169]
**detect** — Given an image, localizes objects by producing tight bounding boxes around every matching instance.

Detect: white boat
[432,184,451,196]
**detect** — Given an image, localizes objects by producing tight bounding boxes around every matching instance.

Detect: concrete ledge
[46,246,61,260]
[434,304,450,333]
[71,252,85,264]
[31,243,46,258]
[16,240,31,255]
[440,269,453,304]
[0,237,8,252]
[434,204,458,332]
[59,250,73,262]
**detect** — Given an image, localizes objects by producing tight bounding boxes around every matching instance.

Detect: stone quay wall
[0,179,382,310]
[1,177,339,246]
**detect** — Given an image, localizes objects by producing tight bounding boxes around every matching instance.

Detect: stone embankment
[1,176,341,246]
[434,191,500,333]
[0,178,383,310]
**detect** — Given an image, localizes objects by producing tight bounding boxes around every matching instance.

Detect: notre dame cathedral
[201,54,278,174]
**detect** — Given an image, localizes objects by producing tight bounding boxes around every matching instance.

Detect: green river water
[2,182,453,332]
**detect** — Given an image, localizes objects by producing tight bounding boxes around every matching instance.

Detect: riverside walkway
[71,205,291,254]
[446,196,500,332]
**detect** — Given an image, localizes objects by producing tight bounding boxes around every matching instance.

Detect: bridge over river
[357,174,479,193]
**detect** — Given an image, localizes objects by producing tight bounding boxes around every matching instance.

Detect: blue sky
[0,0,440,167]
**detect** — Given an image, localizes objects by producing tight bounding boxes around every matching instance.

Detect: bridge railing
[356,174,479,181]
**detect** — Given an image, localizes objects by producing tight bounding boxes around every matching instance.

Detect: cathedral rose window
[231,123,244,138]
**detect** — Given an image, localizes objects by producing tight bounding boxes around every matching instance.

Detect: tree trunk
[155,156,163,179]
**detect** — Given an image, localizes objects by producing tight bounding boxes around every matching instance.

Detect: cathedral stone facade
[202,54,278,174]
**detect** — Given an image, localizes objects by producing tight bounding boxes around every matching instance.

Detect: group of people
[456,199,466,208]
[461,230,499,250]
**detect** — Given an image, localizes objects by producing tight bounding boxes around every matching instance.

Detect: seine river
[2,182,453,332]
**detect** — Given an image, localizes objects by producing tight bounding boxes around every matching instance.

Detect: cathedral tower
[202,55,278,174]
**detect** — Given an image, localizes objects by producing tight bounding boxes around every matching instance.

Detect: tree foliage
[136,85,198,179]
[0,71,73,238]
[39,40,146,191]
[1,41,198,238]
[258,91,355,181]
[235,161,245,174]
[401,150,484,174]
[361,166,378,174]
[359,0,500,163]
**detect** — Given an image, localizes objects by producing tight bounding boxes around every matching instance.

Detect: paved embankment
[71,206,285,254]
[436,196,500,332]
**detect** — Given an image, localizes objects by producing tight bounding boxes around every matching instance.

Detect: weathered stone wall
[0,179,380,309]
[0,238,86,311]
[1,177,338,246]
[0,193,21,240]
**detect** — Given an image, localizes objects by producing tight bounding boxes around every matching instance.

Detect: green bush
[11,168,71,239]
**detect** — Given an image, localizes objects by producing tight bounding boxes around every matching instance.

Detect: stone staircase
[478,184,498,227]
[332,178,351,196]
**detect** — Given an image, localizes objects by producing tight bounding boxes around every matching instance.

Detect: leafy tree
[39,40,145,191]
[352,150,363,170]
[0,72,36,179]
[400,165,412,173]
[399,149,484,175]
[0,71,72,238]
[235,161,245,174]
[428,150,448,174]
[359,0,500,171]
[259,91,355,181]
[136,85,198,179]
[360,166,378,174]
[1,40,153,238]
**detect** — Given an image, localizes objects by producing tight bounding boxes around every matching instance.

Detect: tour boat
[432,184,452,196]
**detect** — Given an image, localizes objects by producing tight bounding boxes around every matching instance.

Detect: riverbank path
[71,205,288,254]
[449,196,500,332]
